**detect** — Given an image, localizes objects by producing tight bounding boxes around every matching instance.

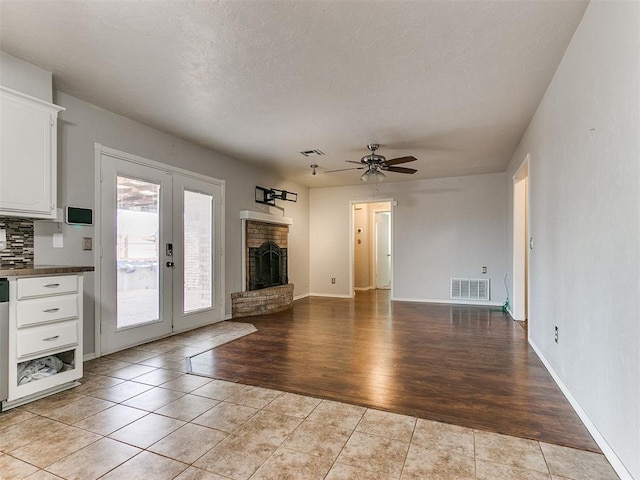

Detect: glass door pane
[172,174,222,333]
[116,176,160,328]
[183,190,213,313]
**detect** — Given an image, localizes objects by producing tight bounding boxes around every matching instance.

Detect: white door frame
[349,198,394,298]
[374,210,392,289]
[512,154,530,321]
[93,143,225,357]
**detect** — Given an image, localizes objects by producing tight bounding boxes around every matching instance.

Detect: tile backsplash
[0,216,34,268]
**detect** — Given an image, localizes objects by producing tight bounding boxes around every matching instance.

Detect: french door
[99,150,223,354]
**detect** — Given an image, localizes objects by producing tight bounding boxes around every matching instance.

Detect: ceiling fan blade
[384,156,417,166]
[383,166,417,174]
[325,167,366,173]
[346,160,365,165]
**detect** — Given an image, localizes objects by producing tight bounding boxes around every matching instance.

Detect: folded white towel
[17,355,66,385]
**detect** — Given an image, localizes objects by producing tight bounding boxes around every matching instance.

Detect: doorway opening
[513,155,529,324]
[351,201,393,296]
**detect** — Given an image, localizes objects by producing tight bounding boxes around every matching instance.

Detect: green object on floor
[502,298,510,313]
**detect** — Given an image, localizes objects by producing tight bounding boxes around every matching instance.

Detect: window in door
[116,176,161,328]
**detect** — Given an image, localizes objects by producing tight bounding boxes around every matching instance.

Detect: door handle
[166,261,175,268]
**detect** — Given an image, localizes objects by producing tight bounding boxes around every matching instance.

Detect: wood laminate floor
[188,290,598,453]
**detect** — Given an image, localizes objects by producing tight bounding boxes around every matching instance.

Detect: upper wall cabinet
[0,86,64,219]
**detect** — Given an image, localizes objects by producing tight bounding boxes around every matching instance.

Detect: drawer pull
[44,283,61,288]
[43,308,60,313]
[43,335,60,341]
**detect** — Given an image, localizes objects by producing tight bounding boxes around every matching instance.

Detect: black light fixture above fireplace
[255,186,298,206]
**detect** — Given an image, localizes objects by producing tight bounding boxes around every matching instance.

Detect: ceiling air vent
[450,278,490,301]
[299,149,325,157]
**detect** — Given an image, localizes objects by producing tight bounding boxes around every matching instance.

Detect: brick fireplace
[231,211,294,318]
[246,222,288,290]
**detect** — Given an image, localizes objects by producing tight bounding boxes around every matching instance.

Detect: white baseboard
[529,339,633,480]
[392,297,503,307]
[354,286,373,291]
[83,353,97,362]
[293,292,310,301]
[309,292,354,299]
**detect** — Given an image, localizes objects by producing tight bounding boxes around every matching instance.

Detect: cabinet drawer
[16,294,79,327]
[17,320,79,359]
[17,275,78,299]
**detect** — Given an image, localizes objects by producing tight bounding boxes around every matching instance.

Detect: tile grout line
[473,429,477,480]
[399,413,419,479]
[538,440,554,479]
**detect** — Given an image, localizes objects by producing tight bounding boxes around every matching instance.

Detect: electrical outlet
[331,277,336,284]
[482,266,487,274]
[554,326,559,343]
[0,229,6,250]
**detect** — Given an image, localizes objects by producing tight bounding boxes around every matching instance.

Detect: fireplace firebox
[248,241,288,290]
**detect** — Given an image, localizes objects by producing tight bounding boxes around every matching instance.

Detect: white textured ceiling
[0,0,587,187]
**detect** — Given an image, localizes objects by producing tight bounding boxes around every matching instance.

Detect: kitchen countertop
[0,265,94,277]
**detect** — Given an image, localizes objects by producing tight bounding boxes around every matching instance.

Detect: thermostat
[65,206,93,225]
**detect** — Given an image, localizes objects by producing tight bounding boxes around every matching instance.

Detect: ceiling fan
[327,144,417,182]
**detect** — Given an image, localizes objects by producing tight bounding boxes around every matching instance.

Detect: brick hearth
[231,283,294,318]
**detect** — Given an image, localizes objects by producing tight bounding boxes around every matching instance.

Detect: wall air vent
[450,278,490,301]
[299,149,325,157]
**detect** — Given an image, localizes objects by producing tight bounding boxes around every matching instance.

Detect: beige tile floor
[0,322,619,480]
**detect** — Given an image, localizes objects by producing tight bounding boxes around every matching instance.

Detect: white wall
[504,2,639,478]
[0,51,52,102]
[310,173,506,302]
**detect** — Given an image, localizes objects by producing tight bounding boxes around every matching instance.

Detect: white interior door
[100,154,173,353]
[172,174,223,332]
[99,152,224,354]
[375,211,391,289]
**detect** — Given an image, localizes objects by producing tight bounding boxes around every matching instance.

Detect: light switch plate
[82,237,93,251]
[53,233,64,248]
[0,229,6,250]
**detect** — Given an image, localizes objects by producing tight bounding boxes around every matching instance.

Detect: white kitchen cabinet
[0,86,64,219]
[3,274,83,409]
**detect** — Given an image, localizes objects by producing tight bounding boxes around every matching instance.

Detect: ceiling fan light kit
[361,167,385,183]
[327,143,418,182]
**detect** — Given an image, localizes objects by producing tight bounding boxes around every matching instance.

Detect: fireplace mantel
[239,210,292,225]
